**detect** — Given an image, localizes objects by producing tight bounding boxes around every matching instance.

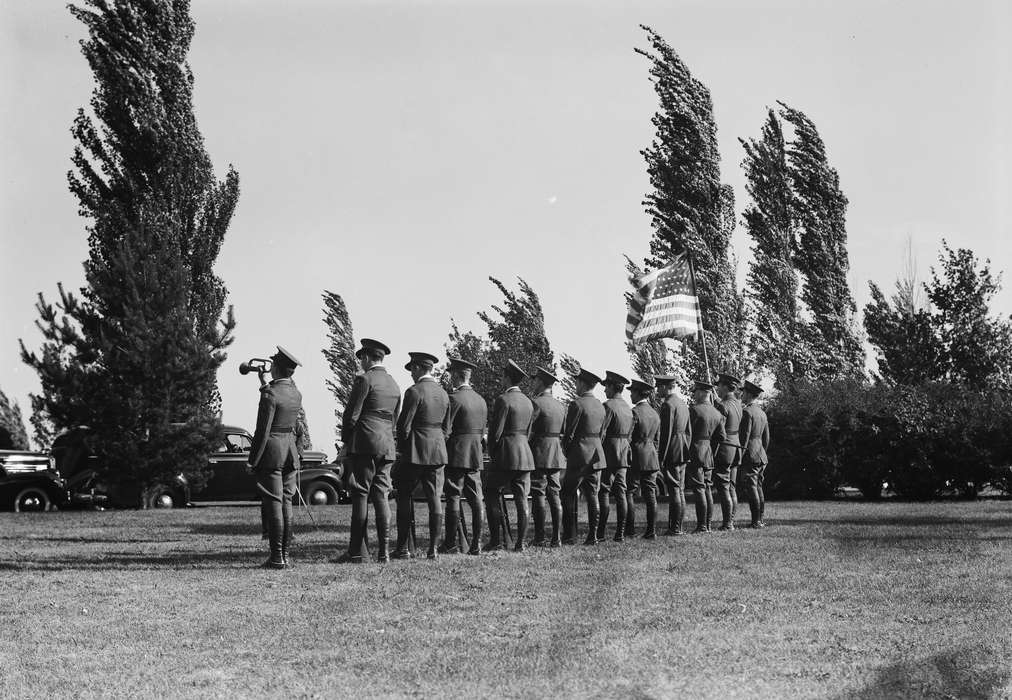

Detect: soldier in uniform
[440,358,487,555]
[714,373,743,531]
[739,380,771,528]
[528,366,566,547]
[247,346,303,569]
[626,378,661,539]
[687,380,726,533]
[560,368,607,545]
[338,339,400,564]
[483,360,536,552]
[656,375,691,536]
[393,352,450,560]
[598,371,633,542]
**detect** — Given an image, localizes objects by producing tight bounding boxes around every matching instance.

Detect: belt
[607,432,632,439]
[362,411,394,421]
[575,433,601,438]
[415,422,443,428]
[451,429,484,435]
[532,432,561,438]
[503,430,529,436]
[692,439,711,445]
[270,427,293,433]
[725,430,738,436]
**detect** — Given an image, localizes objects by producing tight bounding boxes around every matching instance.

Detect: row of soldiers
[243,341,770,568]
[330,338,771,564]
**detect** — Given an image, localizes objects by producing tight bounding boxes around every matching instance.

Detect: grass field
[2,500,1010,699]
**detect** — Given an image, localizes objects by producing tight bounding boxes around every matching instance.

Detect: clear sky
[2,0,1010,455]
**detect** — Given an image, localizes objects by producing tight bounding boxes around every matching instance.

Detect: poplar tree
[0,390,31,451]
[19,0,238,505]
[636,26,742,379]
[321,290,358,443]
[779,102,864,378]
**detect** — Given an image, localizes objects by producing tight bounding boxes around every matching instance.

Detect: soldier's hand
[244,461,255,475]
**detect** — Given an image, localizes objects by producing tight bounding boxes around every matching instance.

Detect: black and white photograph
[1,0,1010,697]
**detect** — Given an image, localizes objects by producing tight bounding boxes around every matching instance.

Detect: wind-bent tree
[321,290,358,446]
[20,0,239,506]
[779,102,864,379]
[0,389,31,451]
[444,277,556,412]
[636,25,742,379]
[741,109,809,387]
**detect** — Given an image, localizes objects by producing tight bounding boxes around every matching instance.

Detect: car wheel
[14,486,52,513]
[147,489,179,509]
[302,481,338,506]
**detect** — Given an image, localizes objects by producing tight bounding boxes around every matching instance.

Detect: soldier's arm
[713,413,727,449]
[657,402,672,463]
[561,401,581,449]
[762,418,770,451]
[529,400,542,442]
[600,403,614,439]
[248,387,276,469]
[396,387,419,446]
[341,374,368,446]
[489,396,507,451]
[443,395,458,440]
[739,409,753,449]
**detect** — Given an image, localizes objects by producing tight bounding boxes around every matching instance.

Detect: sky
[2,0,1010,456]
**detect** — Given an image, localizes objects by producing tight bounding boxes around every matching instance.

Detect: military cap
[271,346,301,369]
[407,351,438,367]
[503,359,528,381]
[447,357,477,372]
[692,380,714,392]
[355,338,391,359]
[742,380,764,396]
[533,366,560,385]
[653,374,677,386]
[602,370,630,388]
[629,378,655,393]
[716,372,741,388]
[576,368,603,386]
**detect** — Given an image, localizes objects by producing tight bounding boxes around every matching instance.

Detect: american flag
[625,253,702,343]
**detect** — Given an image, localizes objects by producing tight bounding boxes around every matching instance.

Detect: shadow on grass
[2,549,264,571]
[775,517,1012,528]
[838,646,1010,699]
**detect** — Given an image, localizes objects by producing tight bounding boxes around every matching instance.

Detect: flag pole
[686,249,711,381]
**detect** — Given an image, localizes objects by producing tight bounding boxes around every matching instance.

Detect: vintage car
[55,425,346,509]
[0,449,66,512]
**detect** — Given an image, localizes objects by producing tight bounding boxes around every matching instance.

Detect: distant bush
[764,380,1012,500]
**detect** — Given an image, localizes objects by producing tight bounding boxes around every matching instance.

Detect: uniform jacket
[341,366,401,459]
[396,376,450,466]
[715,396,743,467]
[445,385,487,470]
[562,392,607,470]
[739,402,770,466]
[601,397,633,469]
[658,394,691,467]
[488,387,535,472]
[688,402,727,470]
[250,378,302,471]
[630,399,661,472]
[529,392,566,470]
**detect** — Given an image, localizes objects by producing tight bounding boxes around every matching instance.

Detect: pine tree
[0,389,31,451]
[19,0,238,505]
[636,26,742,379]
[740,109,810,386]
[444,277,556,412]
[779,102,864,379]
[558,353,581,403]
[321,290,358,444]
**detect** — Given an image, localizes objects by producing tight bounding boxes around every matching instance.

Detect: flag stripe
[625,253,702,343]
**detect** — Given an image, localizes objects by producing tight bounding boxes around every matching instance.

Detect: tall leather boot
[717,484,734,531]
[613,514,626,542]
[427,511,443,560]
[561,492,576,545]
[375,493,391,562]
[439,509,460,554]
[584,495,600,546]
[531,495,547,546]
[337,513,364,563]
[281,520,294,569]
[625,493,636,538]
[613,490,627,542]
[468,502,484,555]
[729,467,739,523]
[549,494,563,547]
[596,491,609,542]
[704,486,714,532]
[642,490,657,539]
[483,497,504,551]
[392,496,414,559]
[758,483,766,527]
[747,483,762,528]
[514,498,529,552]
[693,487,708,533]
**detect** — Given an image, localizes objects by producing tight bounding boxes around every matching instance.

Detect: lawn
[1,500,1010,699]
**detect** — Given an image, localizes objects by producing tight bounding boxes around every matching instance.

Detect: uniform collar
[454,383,471,390]
[417,374,435,383]
[506,386,520,392]
[270,378,293,386]
[635,398,650,405]
[536,389,552,398]
[580,391,595,397]
[367,365,387,373]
